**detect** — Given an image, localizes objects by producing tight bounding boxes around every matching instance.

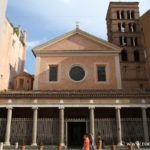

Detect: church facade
[0,27,150,148]
[0,1,150,149]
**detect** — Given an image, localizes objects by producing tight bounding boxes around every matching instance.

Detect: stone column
[116,107,123,146]
[4,107,12,146]
[142,107,149,142]
[31,107,38,146]
[59,107,65,146]
[89,107,95,137]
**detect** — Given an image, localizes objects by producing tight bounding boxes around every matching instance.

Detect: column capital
[59,106,65,109]
[6,107,13,110]
[141,106,147,110]
[115,107,121,110]
[32,107,38,110]
[89,106,95,109]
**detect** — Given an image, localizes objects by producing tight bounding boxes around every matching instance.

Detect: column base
[4,142,10,146]
[117,143,123,146]
[59,143,65,147]
[31,143,37,146]
[58,143,66,150]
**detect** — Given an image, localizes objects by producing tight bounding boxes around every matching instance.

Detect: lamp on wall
[0,74,3,79]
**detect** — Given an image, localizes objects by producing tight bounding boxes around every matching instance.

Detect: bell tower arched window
[121,50,128,61]
[134,50,140,62]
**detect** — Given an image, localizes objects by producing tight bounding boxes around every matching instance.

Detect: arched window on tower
[117,11,120,19]
[131,11,135,19]
[129,23,136,32]
[120,36,127,46]
[127,11,131,19]
[121,11,125,19]
[127,10,135,19]
[131,37,138,46]
[118,23,125,32]
[133,23,137,32]
[134,50,140,62]
[121,50,128,61]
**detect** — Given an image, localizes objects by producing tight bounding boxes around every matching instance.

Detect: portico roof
[0,89,150,99]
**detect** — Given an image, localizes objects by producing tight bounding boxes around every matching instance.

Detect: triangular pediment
[33,29,121,56]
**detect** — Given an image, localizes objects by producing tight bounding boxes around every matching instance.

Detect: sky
[6,0,150,74]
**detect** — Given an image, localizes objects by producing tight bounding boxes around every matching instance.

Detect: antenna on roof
[76,21,80,29]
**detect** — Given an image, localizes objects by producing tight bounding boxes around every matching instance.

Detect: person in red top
[82,134,90,150]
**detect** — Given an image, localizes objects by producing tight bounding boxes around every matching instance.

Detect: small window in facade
[121,50,128,61]
[12,40,16,47]
[134,50,140,62]
[97,66,106,82]
[49,65,58,81]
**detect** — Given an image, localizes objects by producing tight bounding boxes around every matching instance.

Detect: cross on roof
[76,21,80,29]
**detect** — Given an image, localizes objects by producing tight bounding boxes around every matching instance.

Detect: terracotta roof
[0,89,150,99]
[16,72,33,78]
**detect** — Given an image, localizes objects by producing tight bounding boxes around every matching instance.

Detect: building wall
[106,2,148,89]
[35,55,120,90]
[0,0,7,38]
[0,18,26,90]
[140,10,150,87]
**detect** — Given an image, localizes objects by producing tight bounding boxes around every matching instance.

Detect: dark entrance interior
[68,122,86,148]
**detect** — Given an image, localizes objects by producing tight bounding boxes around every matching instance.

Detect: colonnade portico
[0,105,150,146]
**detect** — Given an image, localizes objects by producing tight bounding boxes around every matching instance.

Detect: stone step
[2,145,150,150]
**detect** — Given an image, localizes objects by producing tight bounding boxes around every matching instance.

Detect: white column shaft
[90,108,95,136]
[142,108,149,142]
[31,108,38,146]
[4,108,12,146]
[116,108,122,146]
[59,108,65,146]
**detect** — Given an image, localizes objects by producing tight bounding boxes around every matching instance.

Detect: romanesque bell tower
[106,2,148,88]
